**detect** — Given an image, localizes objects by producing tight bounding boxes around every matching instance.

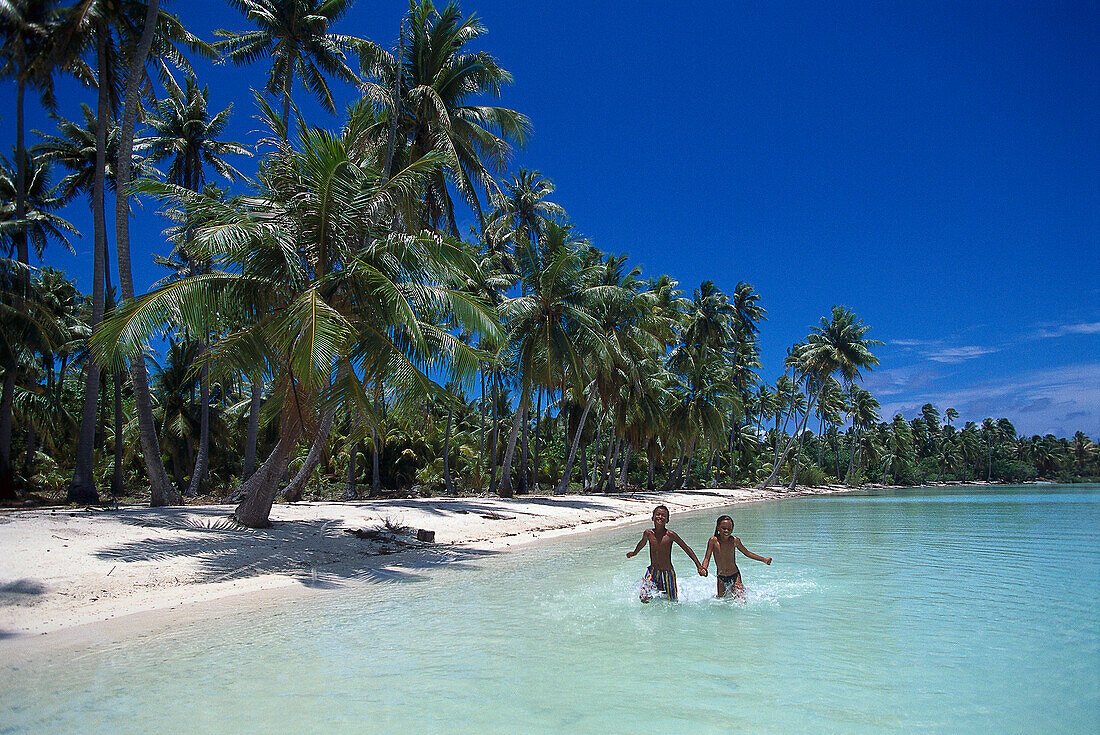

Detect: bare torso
[644,528,680,571]
[711,535,740,576]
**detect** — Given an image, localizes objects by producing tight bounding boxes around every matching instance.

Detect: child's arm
[672,532,708,575]
[735,537,772,565]
[626,533,648,558]
[700,537,717,572]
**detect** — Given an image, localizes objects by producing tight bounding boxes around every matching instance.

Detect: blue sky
[8,0,1099,437]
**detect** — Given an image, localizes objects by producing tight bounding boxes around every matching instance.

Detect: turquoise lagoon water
[2,485,1098,734]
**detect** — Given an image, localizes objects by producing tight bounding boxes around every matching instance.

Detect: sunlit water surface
[2,485,1098,734]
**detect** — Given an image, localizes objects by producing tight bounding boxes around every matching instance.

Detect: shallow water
[2,485,1098,734]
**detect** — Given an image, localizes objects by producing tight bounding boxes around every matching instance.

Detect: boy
[626,505,707,602]
[700,514,772,598]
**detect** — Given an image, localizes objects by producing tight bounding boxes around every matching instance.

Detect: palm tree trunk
[442,405,455,494]
[284,362,350,502]
[66,28,110,505]
[685,436,698,489]
[646,440,656,490]
[618,443,632,488]
[762,387,819,489]
[601,435,622,493]
[488,371,499,494]
[234,428,299,528]
[588,420,602,490]
[519,404,529,494]
[728,423,737,483]
[345,436,358,499]
[478,368,485,480]
[555,395,593,493]
[0,80,28,497]
[115,0,176,506]
[533,388,543,490]
[788,431,806,489]
[243,375,263,479]
[283,409,338,502]
[497,388,529,498]
[112,371,123,496]
[662,453,685,491]
[282,78,292,142]
[371,388,383,495]
[185,359,210,497]
[370,425,381,495]
[844,428,859,484]
[833,434,843,482]
[0,371,15,501]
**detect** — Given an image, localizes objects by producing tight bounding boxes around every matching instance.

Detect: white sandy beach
[0,485,855,639]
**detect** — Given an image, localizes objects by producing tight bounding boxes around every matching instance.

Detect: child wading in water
[626,505,706,602]
[700,515,772,598]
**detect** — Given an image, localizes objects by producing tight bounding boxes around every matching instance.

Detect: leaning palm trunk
[497,389,529,498]
[66,28,111,505]
[116,0,176,506]
[283,409,338,502]
[762,387,819,489]
[555,395,594,493]
[243,376,263,479]
[234,429,299,527]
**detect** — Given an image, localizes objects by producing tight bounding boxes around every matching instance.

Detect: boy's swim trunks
[644,566,678,601]
[717,569,741,594]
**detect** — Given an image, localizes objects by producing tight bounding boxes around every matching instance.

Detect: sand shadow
[0,578,49,607]
[368,495,630,519]
[93,512,498,591]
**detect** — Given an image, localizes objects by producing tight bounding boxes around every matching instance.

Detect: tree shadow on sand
[93,510,498,591]
[368,495,646,518]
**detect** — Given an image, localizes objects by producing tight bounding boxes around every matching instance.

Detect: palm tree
[503,169,564,266]
[763,306,880,488]
[145,74,250,497]
[843,385,880,484]
[216,0,362,136]
[113,0,211,506]
[359,0,530,234]
[0,153,75,496]
[98,106,496,526]
[0,0,87,267]
[496,221,604,497]
[0,255,70,498]
[34,104,159,203]
[35,102,154,502]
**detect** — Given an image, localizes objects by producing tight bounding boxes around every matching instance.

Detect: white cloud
[1033,321,1100,339]
[924,345,1000,363]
